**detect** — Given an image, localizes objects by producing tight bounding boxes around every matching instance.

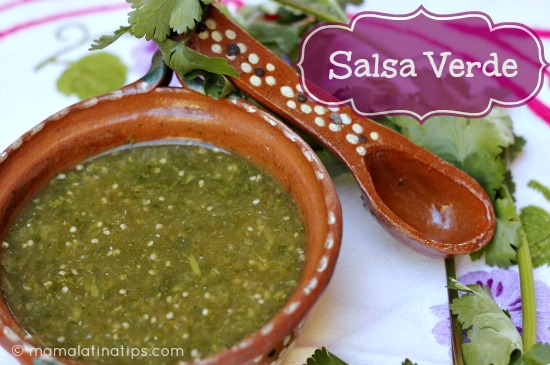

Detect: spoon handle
[188,6,496,257]
[187,6,398,169]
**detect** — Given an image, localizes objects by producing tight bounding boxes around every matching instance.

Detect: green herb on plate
[57,52,128,100]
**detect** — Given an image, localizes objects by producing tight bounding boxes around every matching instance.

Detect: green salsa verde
[2,143,306,364]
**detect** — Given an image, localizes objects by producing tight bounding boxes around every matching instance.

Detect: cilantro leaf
[449,278,523,365]
[246,21,301,58]
[474,187,522,267]
[89,26,131,51]
[183,69,236,100]
[155,39,237,77]
[57,53,127,100]
[274,0,348,23]
[518,343,550,365]
[127,0,204,41]
[520,206,550,267]
[304,347,349,365]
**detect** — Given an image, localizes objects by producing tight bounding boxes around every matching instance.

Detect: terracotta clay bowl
[0,60,342,365]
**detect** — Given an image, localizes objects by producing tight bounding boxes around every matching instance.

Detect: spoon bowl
[363,146,494,255]
[187,6,496,256]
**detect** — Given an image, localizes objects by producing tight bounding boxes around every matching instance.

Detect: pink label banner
[297,6,549,123]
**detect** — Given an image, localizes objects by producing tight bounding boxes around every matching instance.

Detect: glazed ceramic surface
[0,59,342,365]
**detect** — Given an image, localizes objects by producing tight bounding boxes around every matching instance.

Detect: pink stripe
[0,3,129,41]
[0,0,35,12]
[527,98,550,126]
[532,28,550,39]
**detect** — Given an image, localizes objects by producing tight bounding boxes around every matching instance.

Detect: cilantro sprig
[449,278,550,365]
[90,0,237,99]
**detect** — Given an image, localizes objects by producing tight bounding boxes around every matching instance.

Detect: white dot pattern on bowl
[284,301,300,315]
[315,170,325,181]
[10,138,23,151]
[81,97,99,108]
[324,234,335,249]
[30,123,45,136]
[303,277,319,295]
[260,323,274,336]
[328,211,336,225]
[317,256,329,273]
[0,151,7,164]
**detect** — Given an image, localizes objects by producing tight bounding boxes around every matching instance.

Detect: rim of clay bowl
[0,77,342,364]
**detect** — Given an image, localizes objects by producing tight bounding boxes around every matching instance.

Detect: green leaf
[304,347,349,365]
[89,25,131,50]
[518,343,550,365]
[460,151,506,199]
[183,69,236,100]
[528,180,550,202]
[449,278,523,365]
[337,0,365,6]
[402,360,419,365]
[57,52,127,100]
[473,188,522,267]
[274,0,348,23]
[127,0,205,41]
[156,39,238,77]
[391,115,510,166]
[520,206,550,267]
[246,21,300,57]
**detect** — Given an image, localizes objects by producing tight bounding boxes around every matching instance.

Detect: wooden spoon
[186,6,496,257]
